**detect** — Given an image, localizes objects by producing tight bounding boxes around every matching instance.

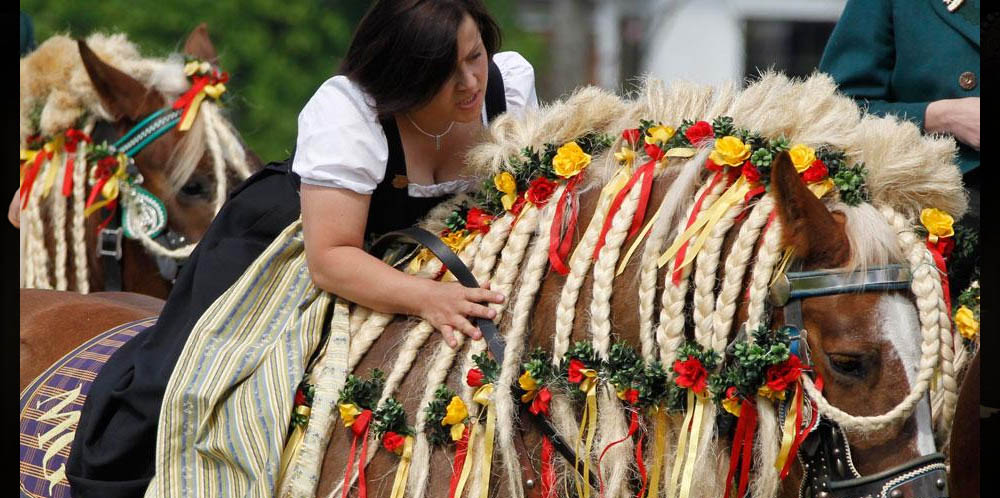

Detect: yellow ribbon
[278,405,312,482]
[678,395,709,498]
[83,155,129,218]
[657,175,748,269]
[567,163,632,264]
[663,147,696,158]
[40,137,64,199]
[774,381,803,472]
[645,406,669,498]
[573,369,599,498]
[454,422,477,498]
[388,436,415,498]
[178,91,208,131]
[473,384,497,498]
[616,207,662,277]
[769,248,796,289]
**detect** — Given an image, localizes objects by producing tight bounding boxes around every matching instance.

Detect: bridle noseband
[770,263,949,498]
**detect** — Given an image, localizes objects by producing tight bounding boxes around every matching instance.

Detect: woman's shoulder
[492,51,538,114]
[299,75,380,124]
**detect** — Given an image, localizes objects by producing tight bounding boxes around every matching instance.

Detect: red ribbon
[635,432,648,498]
[778,382,815,480]
[447,426,472,498]
[95,198,119,233]
[172,72,230,126]
[548,175,584,275]
[724,399,757,498]
[671,171,725,285]
[342,409,373,498]
[20,149,50,209]
[593,158,658,260]
[62,129,91,197]
[541,435,557,498]
[734,184,766,224]
[925,241,952,315]
[597,409,641,497]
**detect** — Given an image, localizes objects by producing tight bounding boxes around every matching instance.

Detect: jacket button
[959,71,977,90]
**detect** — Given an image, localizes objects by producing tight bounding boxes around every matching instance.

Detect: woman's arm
[301,183,504,348]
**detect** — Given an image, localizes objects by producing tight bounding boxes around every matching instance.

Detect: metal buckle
[98,227,123,260]
[769,272,791,306]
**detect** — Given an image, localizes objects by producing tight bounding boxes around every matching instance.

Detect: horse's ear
[77,40,165,123]
[183,23,218,64]
[770,150,851,267]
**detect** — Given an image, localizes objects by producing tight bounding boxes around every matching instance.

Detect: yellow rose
[494,172,518,210]
[441,396,468,426]
[339,403,361,427]
[552,141,592,178]
[920,208,955,241]
[757,385,786,402]
[722,396,742,417]
[709,136,752,166]
[441,230,473,254]
[614,146,636,165]
[519,371,538,402]
[788,144,816,173]
[954,306,979,340]
[644,125,676,146]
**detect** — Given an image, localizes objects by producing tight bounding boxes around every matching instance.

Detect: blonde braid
[51,156,69,290]
[657,176,728,366]
[710,197,773,351]
[72,143,89,292]
[493,203,556,498]
[745,220,784,333]
[692,198,745,348]
[800,206,943,436]
[27,164,51,289]
[199,103,230,214]
[930,249,958,442]
[749,398,780,498]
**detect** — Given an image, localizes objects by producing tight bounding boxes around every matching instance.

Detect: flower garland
[518,349,559,498]
[954,280,980,345]
[372,398,415,498]
[464,352,501,498]
[336,370,386,498]
[279,382,316,480]
[424,385,474,498]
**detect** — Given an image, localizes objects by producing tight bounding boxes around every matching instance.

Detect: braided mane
[282,73,968,498]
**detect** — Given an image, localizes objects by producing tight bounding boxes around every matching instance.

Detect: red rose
[684,121,714,146]
[644,143,665,161]
[382,431,405,453]
[529,386,552,416]
[624,388,639,405]
[673,355,708,394]
[510,196,527,216]
[526,177,558,206]
[725,386,739,400]
[466,368,484,388]
[466,208,494,234]
[294,389,307,407]
[802,160,828,183]
[622,128,641,146]
[705,157,723,172]
[741,160,761,184]
[568,359,586,384]
[765,355,804,393]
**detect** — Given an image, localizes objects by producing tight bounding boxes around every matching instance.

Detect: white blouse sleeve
[291,76,388,194]
[492,51,539,118]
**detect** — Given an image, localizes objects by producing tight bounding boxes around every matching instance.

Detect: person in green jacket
[819,0,980,176]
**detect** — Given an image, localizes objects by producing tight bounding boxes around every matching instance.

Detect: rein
[370,227,601,493]
[768,263,950,498]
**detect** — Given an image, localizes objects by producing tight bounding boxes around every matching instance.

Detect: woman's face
[421,14,489,124]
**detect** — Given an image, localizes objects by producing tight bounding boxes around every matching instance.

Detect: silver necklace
[405,113,455,151]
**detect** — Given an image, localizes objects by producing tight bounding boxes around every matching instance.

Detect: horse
[18,24,260,298]
[20,73,977,498]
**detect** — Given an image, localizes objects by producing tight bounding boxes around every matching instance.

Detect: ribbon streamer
[62,129,92,197]
[635,432,648,498]
[173,72,229,131]
[573,371,599,498]
[593,158,657,259]
[40,137,64,200]
[388,436,415,498]
[278,405,311,483]
[669,391,709,498]
[660,171,725,283]
[774,382,803,475]
[341,409,373,498]
[723,400,757,498]
[549,175,584,275]
[541,435,557,498]
[645,407,668,498]
[615,208,661,277]
[674,175,751,272]
[597,408,641,496]
[473,384,497,498]
[447,426,474,498]
[20,147,50,209]
[926,242,952,314]
[778,383,819,479]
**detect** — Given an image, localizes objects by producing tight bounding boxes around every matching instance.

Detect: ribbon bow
[62,129,92,197]
[174,60,230,131]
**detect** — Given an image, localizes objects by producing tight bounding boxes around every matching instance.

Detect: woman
[68,1,537,496]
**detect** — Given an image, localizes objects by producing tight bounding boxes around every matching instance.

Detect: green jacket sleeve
[819,0,929,129]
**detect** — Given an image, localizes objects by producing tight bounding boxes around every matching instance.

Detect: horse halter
[769,263,950,498]
[95,107,195,290]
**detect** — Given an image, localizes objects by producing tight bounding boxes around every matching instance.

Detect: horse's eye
[179,179,209,199]
[827,353,867,378]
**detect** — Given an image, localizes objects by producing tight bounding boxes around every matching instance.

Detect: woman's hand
[926,97,980,150]
[414,279,505,349]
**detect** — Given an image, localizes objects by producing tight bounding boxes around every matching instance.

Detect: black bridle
[769,263,949,498]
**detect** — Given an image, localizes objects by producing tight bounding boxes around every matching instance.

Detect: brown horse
[18,24,260,298]
[21,75,974,498]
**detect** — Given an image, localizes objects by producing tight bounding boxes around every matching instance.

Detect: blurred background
[20,0,845,164]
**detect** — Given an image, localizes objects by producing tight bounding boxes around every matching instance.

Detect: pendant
[122,184,168,239]
[945,0,963,12]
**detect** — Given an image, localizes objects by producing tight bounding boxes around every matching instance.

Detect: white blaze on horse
[18,24,259,297]
[20,72,977,498]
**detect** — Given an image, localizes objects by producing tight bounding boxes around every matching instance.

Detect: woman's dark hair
[341,0,501,119]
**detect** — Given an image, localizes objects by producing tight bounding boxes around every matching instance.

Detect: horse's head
[770,150,945,494]
[77,25,260,244]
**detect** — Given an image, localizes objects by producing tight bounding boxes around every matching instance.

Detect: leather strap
[98,210,123,292]
[770,264,912,307]
[370,226,601,489]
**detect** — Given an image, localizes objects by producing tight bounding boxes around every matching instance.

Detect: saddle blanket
[19,317,156,498]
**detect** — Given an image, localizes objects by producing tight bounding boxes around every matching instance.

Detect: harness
[769,263,949,498]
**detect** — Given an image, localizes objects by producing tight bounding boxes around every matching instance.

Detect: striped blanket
[145,219,346,498]
[20,317,155,498]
